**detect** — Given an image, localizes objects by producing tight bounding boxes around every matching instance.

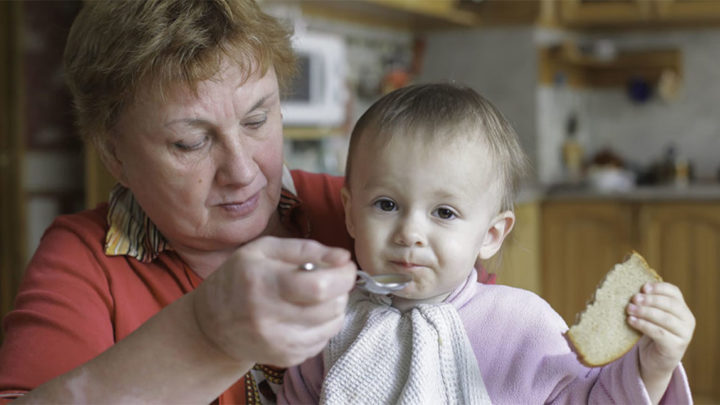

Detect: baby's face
[343,135,506,307]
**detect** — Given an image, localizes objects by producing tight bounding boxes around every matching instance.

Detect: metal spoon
[298,263,411,295]
[356,270,411,295]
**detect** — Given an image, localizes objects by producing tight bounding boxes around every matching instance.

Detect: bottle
[674,155,689,188]
[562,113,584,184]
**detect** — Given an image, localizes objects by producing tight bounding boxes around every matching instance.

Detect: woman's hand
[193,236,357,367]
[627,282,695,404]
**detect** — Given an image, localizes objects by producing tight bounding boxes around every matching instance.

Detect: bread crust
[565,251,662,367]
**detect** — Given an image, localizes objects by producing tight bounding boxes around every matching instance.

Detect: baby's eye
[434,207,457,220]
[373,198,397,212]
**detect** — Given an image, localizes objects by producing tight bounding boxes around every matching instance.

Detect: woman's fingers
[192,236,356,367]
[252,237,356,304]
[278,264,357,305]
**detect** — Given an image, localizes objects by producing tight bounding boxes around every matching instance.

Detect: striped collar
[105,166,305,262]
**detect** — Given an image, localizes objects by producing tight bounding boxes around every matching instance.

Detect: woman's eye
[373,199,397,212]
[173,136,208,151]
[435,207,457,220]
[244,115,267,129]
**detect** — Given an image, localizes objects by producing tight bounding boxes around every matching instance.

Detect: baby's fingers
[642,283,694,323]
[627,303,684,340]
[627,282,695,340]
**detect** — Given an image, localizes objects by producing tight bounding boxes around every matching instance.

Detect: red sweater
[0,171,352,404]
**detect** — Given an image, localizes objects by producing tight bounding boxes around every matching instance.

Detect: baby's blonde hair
[346,83,528,212]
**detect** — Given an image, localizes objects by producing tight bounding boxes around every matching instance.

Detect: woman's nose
[215,137,257,186]
[393,217,427,247]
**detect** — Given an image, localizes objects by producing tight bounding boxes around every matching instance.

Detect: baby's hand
[627,282,695,401]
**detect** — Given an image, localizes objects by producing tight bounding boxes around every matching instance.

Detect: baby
[280,83,694,404]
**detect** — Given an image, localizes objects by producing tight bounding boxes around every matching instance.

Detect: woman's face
[109,61,285,254]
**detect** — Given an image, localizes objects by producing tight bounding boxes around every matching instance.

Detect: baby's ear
[340,186,356,238]
[479,211,515,260]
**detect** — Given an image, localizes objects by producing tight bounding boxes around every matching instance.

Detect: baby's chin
[391,289,450,305]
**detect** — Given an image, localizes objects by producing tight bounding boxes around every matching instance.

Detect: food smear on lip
[372,273,412,285]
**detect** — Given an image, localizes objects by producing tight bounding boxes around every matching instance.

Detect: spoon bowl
[356,270,411,295]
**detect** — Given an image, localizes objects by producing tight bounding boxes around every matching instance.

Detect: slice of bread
[565,251,662,367]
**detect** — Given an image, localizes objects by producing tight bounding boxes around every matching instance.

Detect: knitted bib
[321,290,491,404]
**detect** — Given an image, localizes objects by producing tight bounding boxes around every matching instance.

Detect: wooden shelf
[283,126,345,140]
[539,44,682,88]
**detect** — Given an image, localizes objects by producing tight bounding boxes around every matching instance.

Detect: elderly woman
[0,1,357,403]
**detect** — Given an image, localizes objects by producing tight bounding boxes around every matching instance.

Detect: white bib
[320,290,492,404]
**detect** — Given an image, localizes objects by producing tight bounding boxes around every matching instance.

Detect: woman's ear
[340,186,356,238]
[98,137,128,187]
[479,210,515,260]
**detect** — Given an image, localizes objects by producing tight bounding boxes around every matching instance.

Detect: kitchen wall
[419,25,720,185]
[574,29,720,181]
[417,27,539,183]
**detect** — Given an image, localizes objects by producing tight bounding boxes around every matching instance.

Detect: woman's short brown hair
[63,0,295,156]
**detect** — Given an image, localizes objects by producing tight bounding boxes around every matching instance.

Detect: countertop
[517,183,720,204]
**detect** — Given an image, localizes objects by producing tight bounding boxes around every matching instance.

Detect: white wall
[418,27,539,181]
[576,29,720,180]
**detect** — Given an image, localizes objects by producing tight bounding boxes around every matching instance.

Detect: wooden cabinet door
[556,0,654,27]
[655,0,720,24]
[489,201,541,295]
[541,201,635,325]
[640,202,720,403]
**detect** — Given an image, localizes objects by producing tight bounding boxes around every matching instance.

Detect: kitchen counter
[541,183,720,202]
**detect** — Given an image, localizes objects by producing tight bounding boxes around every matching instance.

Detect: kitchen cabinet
[269,0,478,30]
[487,200,542,295]
[268,0,540,30]
[655,0,720,25]
[543,0,720,28]
[541,201,635,323]
[551,0,654,28]
[639,203,720,402]
[541,199,720,403]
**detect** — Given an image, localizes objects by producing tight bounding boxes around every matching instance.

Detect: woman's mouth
[218,192,260,217]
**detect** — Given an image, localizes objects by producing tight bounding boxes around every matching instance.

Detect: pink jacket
[281,269,691,404]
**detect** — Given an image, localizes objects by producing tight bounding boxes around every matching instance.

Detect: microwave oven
[282,32,347,128]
